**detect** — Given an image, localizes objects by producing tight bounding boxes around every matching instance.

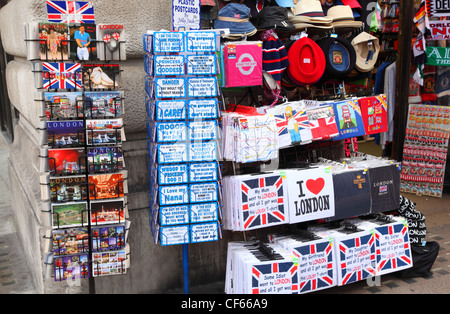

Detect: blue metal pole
[183,243,189,294]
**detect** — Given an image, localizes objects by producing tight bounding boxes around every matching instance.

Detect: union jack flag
[43,62,82,90]
[251,261,298,294]
[293,241,335,293]
[269,104,311,148]
[374,223,412,275]
[308,106,339,141]
[241,175,285,230]
[46,1,95,24]
[338,233,376,285]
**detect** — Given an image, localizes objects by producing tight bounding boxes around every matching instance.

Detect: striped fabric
[262,31,289,86]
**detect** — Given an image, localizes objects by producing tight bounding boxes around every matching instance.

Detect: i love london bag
[223,42,263,88]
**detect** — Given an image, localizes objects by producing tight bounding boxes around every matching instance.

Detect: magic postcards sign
[285,167,335,224]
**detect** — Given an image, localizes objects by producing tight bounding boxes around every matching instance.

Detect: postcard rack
[24,4,131,287]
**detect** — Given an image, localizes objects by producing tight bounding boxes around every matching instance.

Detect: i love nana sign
[284,167,335,224]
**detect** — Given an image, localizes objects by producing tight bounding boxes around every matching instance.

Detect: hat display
[326,5,363,28]
[286,36,326,85]
[317,35,356,80]
[275,0,295,7]
[290,0,333,24]
[255,6,294,32]
[351,31,380,72]
[214,3,257,36]
[340,0,361,9]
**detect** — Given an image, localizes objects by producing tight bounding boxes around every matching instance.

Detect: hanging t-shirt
[332,99,366,140]
[358,94,388,135]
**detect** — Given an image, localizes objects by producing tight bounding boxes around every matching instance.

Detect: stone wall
[0,0,229,293]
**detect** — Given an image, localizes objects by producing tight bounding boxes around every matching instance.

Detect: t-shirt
[74,31,91,46]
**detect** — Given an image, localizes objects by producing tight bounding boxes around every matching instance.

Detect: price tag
[186,31,216,52]
[153,32,184,53]
[187,99,218,120]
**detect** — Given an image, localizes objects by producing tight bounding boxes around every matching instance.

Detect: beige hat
[327,5,363,29]
[351,31,380,72]
[290,0,333,24]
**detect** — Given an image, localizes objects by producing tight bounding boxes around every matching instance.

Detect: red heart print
[306,178,325,195]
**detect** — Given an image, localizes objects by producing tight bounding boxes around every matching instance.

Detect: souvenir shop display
[25,0,130,282]
[143,30,223,246]
[400,104,449,197]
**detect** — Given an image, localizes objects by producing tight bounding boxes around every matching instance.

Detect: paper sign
[190,222,219,243]
[190,182,218,203]
[190,202,218,223]
[172,0,200,31]
[187,55,217,75]
[188,162,218,182]
[159,184,189,205]
[188,120,217,141]
[189,141,217,162]
[186,31,216,52]
[153,31,184,53]
[160,225,190,246]
[285,167,335,224]
[187,77,218,98]
[155,78,186,98]
[187,99,218,120]
[159,204,190,226]
[157,143,188,164]
[158,164,188,185]
[155,100,186,121]
[154,55,185,76]
[156,121,187,142]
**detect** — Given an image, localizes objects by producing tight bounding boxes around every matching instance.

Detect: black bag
[396,241,440,279]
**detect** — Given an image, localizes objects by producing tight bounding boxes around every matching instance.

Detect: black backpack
[396,241,440,279]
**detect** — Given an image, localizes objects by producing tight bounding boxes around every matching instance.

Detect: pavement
[0,133,449,294]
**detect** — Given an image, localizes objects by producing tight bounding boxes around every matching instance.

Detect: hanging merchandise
[398,195,427,245]
[223,41,263,88]
[427,0,450,17]
[332,99,366,140]
[288,0,333,30]
[284,166,335,224]
[262,100,313,148]
[351,31,380,73]
[326,5,363,29]
[306,104,339,141]
[400,104,449,198]
[285,36,326,86]
[261,30,289,87]
[358,94,388,135]
[254,6,295,32]
[426,46,450,66]
[316,34,357,80]
[143,30,223,246]
[222,172,287,231]
[214,2,257,39]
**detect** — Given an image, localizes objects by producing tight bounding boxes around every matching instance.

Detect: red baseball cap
[286,37,326,85]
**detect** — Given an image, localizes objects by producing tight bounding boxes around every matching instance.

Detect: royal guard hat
[286,36,326,85]
[317,35,356,80]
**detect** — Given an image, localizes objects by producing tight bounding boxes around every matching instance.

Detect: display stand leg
[183,243,189,294]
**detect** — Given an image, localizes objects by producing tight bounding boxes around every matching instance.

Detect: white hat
[327,5,363,28]
[351,31,380,72]
[290,0,333,24]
